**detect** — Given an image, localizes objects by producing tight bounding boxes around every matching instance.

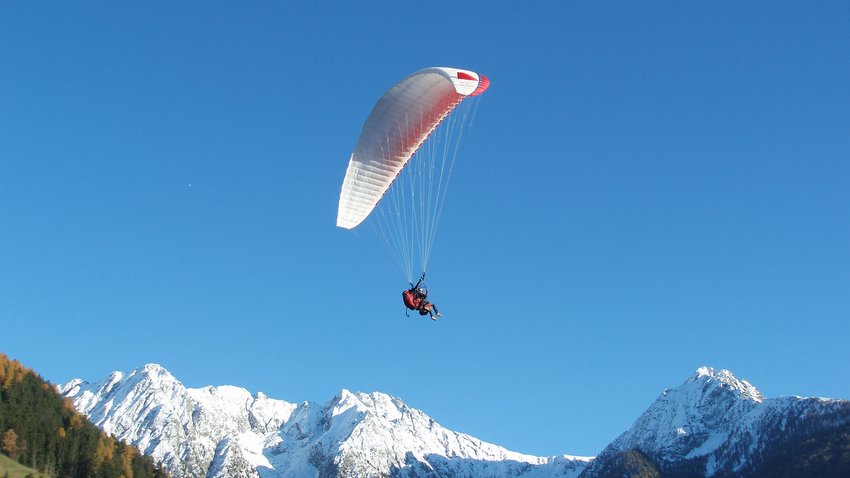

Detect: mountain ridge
[59,364,850,478]
[582,367,850,478]
[60,363,590,478]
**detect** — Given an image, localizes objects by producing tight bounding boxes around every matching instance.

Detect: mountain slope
[61,365,590,478]
[0,453,50,478]
[59,364,850,478]
[59,364,295,478]
[581,367,850,477]
[0,353,168,478]
[266,389,590,478]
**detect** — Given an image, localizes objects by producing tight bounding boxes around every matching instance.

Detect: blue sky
[1,1,848,457]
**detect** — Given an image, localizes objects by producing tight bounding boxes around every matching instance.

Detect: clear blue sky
[2,1,848,458]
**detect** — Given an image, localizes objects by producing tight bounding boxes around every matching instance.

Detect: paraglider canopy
[337,67,490,230]
[336,66,489,283]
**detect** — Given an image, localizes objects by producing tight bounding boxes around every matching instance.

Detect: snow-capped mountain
[59,365,590,478]
[599,367,764,462]
[60,365,849,478]
[59,364,296,477]
[581,366,850,477]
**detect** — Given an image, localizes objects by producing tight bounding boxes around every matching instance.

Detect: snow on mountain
[60,365,591,478]
[265,389,590,478]
[59,364,296,478]
[603,366,763,461]
[581,366,850,477]
[61,364,849,478]
[705,394,850,477]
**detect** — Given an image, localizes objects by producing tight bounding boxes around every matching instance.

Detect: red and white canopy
[337,67,489,229]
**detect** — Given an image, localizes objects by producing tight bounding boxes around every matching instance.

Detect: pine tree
[0,353,170,478]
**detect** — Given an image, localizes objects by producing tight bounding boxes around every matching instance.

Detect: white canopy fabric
[337,67,489,229]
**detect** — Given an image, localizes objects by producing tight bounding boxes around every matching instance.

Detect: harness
[402,289,421,310]
[403,273,428,317]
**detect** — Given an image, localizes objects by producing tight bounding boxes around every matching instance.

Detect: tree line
[0,353,169,478]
